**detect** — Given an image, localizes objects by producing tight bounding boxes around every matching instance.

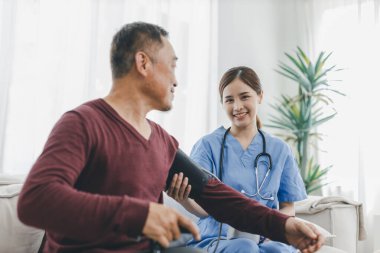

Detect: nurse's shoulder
[192,126,226,152]
[261,130,292,154]
[190,126,227,172]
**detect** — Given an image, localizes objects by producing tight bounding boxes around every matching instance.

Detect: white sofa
[0,174,356,253]
[295,196,364,253]
[0,175,44,253]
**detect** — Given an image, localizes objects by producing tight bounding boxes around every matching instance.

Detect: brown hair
[219,66,263,129]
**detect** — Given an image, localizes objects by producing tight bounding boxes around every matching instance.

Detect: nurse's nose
[233,100,243,111]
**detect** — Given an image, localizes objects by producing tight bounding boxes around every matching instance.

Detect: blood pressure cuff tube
[166,149,212,198]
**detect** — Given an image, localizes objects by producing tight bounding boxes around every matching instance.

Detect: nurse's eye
[225,98,233,103]
[241,95,250,100]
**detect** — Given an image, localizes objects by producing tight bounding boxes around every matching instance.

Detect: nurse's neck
[230,124,258,150]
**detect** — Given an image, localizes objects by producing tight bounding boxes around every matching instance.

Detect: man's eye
[225,99,233,103]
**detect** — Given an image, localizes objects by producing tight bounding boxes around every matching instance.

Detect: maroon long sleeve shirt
[17,99,289,253]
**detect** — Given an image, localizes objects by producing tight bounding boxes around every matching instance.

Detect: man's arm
[195,178,290,242]
[166,172,208,217]
[167,149,324,251]
[167,149,289,241]
[17,112,150,241]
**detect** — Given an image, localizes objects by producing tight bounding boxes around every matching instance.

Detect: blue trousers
[201,238,297,253]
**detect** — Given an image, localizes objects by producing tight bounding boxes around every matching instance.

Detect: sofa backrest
[0,174,44,253]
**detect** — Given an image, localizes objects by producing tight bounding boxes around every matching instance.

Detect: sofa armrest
[0,175,44,253]
[296,196,360,253]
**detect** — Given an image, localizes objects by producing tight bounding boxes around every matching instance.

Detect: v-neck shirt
[19,102,292,253]
[19,98,179,252]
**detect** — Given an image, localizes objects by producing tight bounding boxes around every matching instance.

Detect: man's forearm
[18,180,149,240]
[168,150,290,243]
[194,178,290,243]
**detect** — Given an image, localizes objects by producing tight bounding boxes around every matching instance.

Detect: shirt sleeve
[17,111,149,241]
[195,178,290,244]
[190,139,216,174]
[277,144,307,202]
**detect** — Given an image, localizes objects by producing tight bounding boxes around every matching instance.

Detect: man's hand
[166,172,191,202]
[285,217,325,253]
[142,202,200,248]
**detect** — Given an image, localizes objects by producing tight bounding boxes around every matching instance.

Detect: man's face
[144,37,178,111]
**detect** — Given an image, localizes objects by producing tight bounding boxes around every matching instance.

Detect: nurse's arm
[179,198,208,218]
[279,202,295,216]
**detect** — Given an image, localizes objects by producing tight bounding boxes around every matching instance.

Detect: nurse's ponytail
[256,116,262,129]
[219,66,263,129]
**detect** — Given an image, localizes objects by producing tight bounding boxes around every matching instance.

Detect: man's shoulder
[147,119,167,136]
[53,99,108,132]
[148,119,179,147]
[71,99,103,115]
[62,99,109,125]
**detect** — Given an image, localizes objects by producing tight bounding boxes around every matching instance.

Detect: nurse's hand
[284,217,325,253]
[166,172,192,202]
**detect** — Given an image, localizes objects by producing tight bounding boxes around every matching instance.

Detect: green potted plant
[267,47,343,194]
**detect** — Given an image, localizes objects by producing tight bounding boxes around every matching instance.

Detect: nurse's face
[222,78,263,129]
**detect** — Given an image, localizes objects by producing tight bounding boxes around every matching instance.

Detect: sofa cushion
[0,179,44,253]
[0,174,26,185]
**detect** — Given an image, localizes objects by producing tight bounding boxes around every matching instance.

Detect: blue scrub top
[189,126,307,244]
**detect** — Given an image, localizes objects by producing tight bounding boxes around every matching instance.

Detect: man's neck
[104,77,152,139]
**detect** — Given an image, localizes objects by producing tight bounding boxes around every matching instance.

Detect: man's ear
[135,51,151,77]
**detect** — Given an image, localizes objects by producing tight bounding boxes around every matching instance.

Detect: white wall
[217,0,308,129]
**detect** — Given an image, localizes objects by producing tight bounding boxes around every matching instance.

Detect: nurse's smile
[233,112,248,120]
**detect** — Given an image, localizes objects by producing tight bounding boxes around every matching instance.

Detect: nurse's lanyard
[209,127,274,253]
[219,127,273,201]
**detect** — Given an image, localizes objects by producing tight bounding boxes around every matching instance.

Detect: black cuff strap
[166,149,212,198]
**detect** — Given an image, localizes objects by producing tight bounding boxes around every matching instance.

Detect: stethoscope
[208,128,274,253]
[218,127,274,201]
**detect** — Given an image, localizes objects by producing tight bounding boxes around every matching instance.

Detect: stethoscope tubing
[210,127,274,253]
[219,127,273,200]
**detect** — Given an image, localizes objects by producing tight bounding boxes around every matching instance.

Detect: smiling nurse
[167,66,307,253]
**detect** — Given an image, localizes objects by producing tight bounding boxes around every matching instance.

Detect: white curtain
[299,0,380,252]
[0,0,218,174]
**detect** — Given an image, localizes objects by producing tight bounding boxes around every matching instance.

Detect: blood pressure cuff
[166,149,212,198]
